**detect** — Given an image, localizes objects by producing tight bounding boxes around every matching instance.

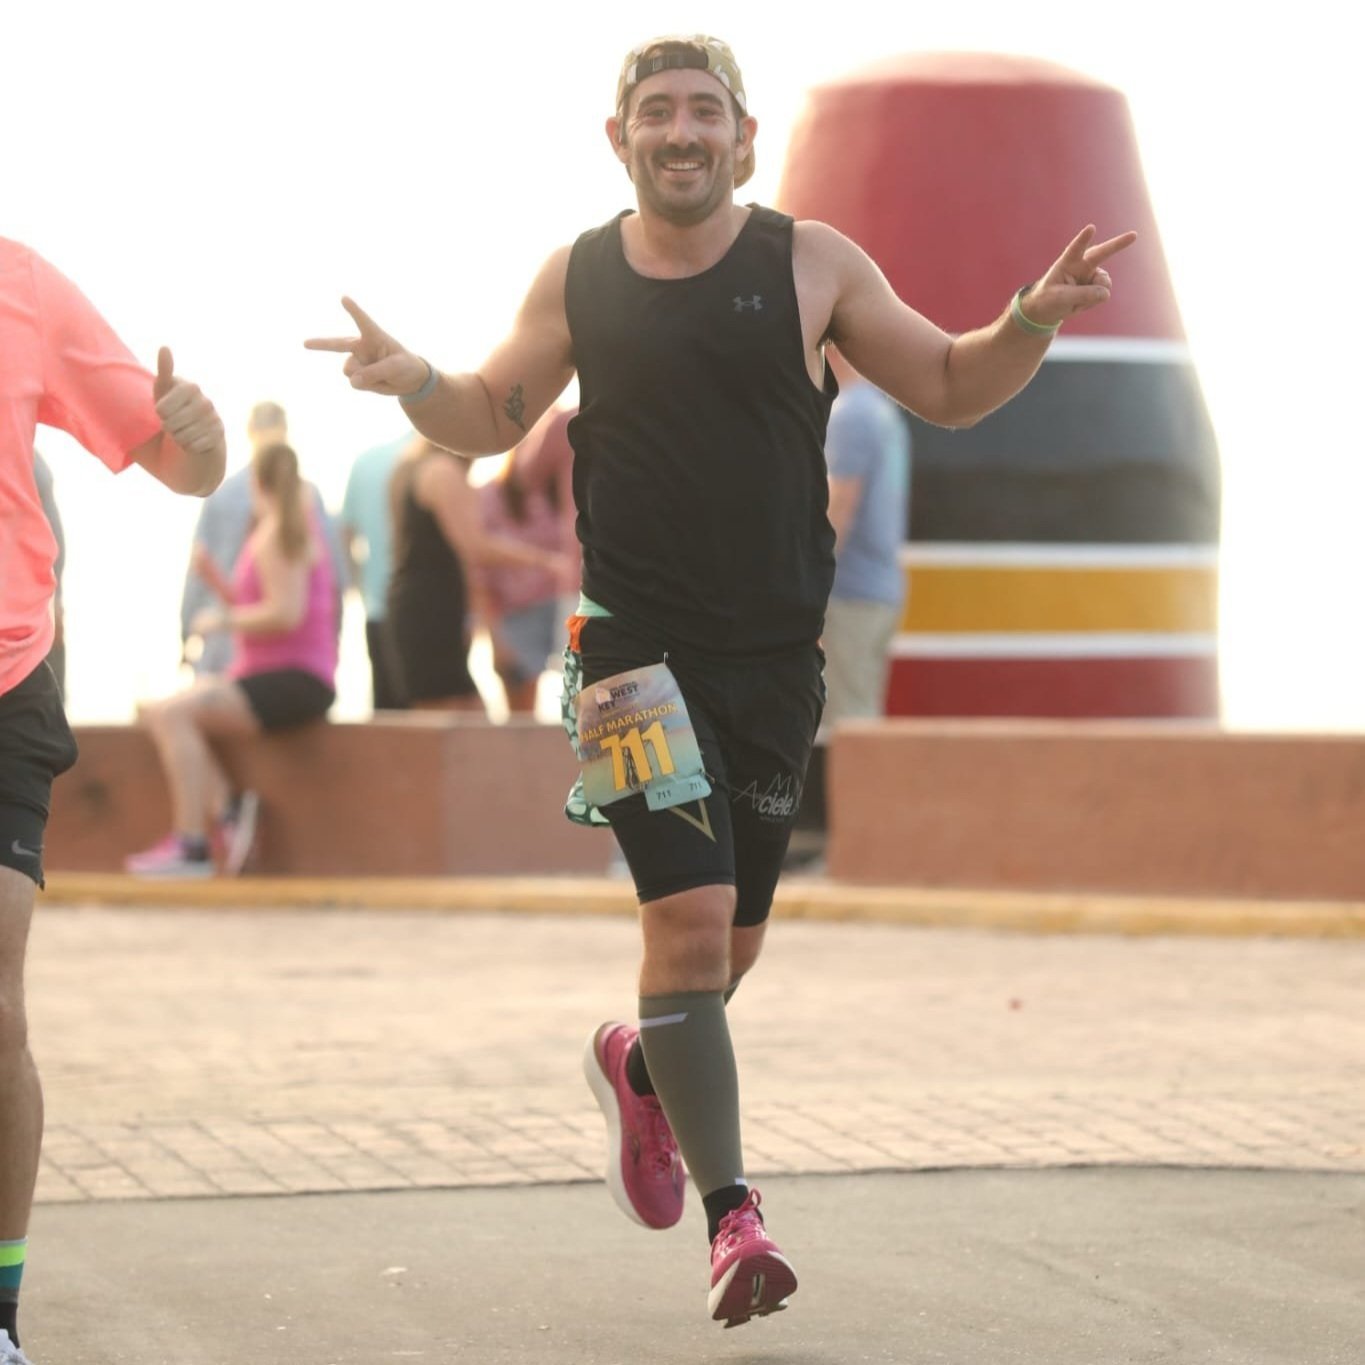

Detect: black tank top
[565,206,837,656]
[387,453,468,619]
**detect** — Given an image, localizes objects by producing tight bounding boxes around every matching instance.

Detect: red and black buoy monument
[776,53,1220,719]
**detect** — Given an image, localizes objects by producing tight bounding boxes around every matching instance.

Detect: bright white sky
[6,0,1358,729]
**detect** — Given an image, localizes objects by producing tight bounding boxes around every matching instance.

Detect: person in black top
[386,440,484,710]
[308,32,1134,1328]
[386,438,573,710]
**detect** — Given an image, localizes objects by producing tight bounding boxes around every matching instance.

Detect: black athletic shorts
[577,615,824,927]
[0,661,79,888]
[236,669,335,731]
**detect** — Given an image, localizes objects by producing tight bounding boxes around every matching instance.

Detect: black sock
[625,1036,655,1097]
[626,974,744,1099]
[703,1184,754,1243]
[180,834,210,860]
[1,1302,18,1348]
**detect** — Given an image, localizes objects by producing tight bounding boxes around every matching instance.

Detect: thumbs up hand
[153,346,225,458]
[154,346,177,402]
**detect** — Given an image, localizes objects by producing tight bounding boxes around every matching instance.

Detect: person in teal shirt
[339,433,411,710]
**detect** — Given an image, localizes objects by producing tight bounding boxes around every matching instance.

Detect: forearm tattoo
[503,383,527,432]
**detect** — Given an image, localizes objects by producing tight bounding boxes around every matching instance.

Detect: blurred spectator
[338,432,410,710]
[822,357,911,728]
[128,442,337,877]
[32,450,66,698]
[511,403,579,629]
[181,401,345,675]
[387,438,573,711]
[478,430,580,715]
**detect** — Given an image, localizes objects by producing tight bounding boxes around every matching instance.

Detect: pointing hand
[304,297,432,397]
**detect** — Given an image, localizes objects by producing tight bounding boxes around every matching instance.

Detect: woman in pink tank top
[126,442,337,877]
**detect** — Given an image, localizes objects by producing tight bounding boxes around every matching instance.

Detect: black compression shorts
[576,615,824,927]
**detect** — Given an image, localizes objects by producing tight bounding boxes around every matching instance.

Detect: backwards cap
[615,35,754,188]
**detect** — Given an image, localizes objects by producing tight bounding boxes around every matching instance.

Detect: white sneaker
[0,1327,35,1363]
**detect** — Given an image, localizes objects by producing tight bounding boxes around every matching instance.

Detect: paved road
[17,904,1365,1362]
[28,1171,1365,1364]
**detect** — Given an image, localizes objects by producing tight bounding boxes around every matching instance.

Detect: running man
[307,34,1134,1327]
[1,236,225,1363]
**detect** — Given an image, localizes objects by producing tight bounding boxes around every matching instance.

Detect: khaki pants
[821,596,900,728]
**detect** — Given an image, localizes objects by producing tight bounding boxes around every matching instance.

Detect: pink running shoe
[708,1188,797,1328]
[582,1021,685,1229]
[124,833,214,878]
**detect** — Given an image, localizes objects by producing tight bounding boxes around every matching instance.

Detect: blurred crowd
[31,400,582,878]
[175,399,581,721]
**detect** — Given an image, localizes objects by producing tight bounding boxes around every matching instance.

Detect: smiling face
[608,67,756,227]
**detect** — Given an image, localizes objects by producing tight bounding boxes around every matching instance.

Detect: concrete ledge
[827,720,1365,901]
[48,719,614,877]
[39,873,1365,938]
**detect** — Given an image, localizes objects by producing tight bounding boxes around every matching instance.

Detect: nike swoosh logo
[10,840,42,860]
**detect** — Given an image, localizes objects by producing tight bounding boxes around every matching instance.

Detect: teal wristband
[1010,285,1061,338]
[398,359,438,407]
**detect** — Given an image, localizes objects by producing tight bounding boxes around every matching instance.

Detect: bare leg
[728,920,768,985]
[496,668,541,716]
[638,883,734,995]
[0,868,41,1242]
[139,679,261,836]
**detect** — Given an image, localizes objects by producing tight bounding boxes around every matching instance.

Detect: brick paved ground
[27,906,1365,1204]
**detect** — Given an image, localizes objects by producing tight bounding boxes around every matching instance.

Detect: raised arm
[131,348,228,495]
[810,223,1136,429]
[305,248,577,458]
[190,541,237,605]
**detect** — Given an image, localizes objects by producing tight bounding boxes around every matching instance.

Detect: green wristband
[1010,285,1061,338]
[398,359,438,407]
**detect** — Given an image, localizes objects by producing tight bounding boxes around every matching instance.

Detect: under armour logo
[733,295,763,312]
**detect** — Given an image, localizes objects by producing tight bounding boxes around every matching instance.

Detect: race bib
[576,662,711,812]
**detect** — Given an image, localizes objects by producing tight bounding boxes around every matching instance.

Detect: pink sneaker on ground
[708,1188,797,1328]
[582,1021,685,1229]
[124,833,214,878]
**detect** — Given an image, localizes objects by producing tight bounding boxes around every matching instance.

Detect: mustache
[652,143,708,162]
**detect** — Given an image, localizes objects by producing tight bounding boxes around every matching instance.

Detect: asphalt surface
[29,1170,1365,1363]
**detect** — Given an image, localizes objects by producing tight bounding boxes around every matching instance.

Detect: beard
[631,141,736,226]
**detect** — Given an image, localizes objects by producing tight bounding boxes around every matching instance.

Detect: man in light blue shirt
[823,367,911,726]
[339,433,411,710]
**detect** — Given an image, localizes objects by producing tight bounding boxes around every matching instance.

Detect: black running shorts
[236,668,335,731]
[0,662,79,888]
[577,616,824,927]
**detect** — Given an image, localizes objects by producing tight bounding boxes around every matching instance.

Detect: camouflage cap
[615,35,754,187]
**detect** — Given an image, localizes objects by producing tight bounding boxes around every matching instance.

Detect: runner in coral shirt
[0,235,225,1364]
